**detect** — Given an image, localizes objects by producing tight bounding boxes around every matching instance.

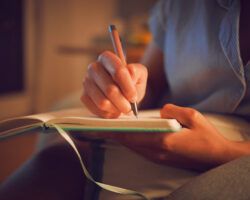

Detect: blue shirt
[149,0,250,117]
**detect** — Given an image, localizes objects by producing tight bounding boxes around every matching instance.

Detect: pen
[108,24,138,118]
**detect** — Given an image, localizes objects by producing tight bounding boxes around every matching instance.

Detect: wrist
[222,140,250,163]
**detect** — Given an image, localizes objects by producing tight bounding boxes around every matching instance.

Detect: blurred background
[0,0,156,183]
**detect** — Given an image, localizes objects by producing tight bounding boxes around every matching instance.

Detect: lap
[166,155,250,200]
[37,133,199,199]
[96,142,199,199]
[2,132,250,200]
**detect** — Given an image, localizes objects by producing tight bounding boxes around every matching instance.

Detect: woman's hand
[106,104,235,171]
[81,51,148,118]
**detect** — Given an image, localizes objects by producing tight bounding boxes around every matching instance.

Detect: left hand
[105,104,233,171]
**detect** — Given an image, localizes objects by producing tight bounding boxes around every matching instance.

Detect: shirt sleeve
[148,0,169,50]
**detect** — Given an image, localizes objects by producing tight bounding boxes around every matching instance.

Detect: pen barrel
[109,27,127,66]
[109,25,138,117]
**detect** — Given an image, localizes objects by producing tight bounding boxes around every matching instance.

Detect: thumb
[160,104,202,128]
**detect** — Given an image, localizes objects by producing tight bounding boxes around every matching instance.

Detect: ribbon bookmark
[52,124,149,200]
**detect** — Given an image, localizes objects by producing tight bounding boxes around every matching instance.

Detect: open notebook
[1,108,250,199]
[1,107,250,141]
[0,108,182,140]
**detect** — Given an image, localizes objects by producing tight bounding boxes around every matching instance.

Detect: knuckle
[187,108,200,121]
[127,63,136,73]
[163,104,175,111]
[97,99,111,110]
[113,67,127,80]
[106,85,119,98]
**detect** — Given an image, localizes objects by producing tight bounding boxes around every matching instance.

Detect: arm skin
[139,42,169,109]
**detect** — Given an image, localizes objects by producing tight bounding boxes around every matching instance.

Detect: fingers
[98,51,137,102]
[160,104,204,127]
[82,50,148,118]
[83,76,120,114]
[87,61,131,113]
[80,91,120,119]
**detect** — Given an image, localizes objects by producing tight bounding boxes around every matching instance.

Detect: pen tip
[131,102,138,119]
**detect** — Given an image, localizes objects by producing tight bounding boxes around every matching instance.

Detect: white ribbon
[52,124,149,200]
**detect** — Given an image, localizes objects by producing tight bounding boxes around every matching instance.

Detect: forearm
[139,42,169,109]
[226,140,250,161]
[214,139,250,167]
[139,79,159,109]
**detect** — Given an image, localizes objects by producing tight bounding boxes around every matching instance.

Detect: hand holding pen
[81,25,148,118]
[109,25,138,118]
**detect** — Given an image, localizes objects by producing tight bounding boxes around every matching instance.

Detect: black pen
[108,24,138,118]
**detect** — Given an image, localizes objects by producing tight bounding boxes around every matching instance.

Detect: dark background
[0,0,24,95]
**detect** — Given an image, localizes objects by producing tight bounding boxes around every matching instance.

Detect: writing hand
[81,51,148,118]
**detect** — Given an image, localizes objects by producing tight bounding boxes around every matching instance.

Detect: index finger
[98,51,137,102]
